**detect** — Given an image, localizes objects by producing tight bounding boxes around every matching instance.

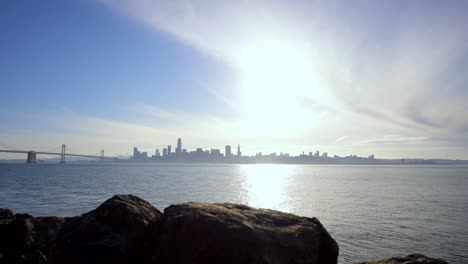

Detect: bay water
[0,164,467,263]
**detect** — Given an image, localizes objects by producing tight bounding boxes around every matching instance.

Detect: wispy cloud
[358,136,468,146]
[101,0,468,136]
[336,136,348,142]
[357,136,429,145]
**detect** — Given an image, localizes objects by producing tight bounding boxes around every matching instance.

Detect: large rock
[354,253,448,264]
[46,194,162,264]
[151,202,339,264]
[0,195,162,264]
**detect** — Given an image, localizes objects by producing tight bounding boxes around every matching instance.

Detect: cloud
[101,1,468,136]
[358,136,429,145]
[358,136,468,146]
[4,1,466,159]
[336,136,348,142]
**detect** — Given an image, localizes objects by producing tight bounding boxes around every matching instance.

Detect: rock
[0,209,14,222]
[15,214,33,219]
[354,253,448,264]
[46,194,162,264]
[151,202,339,264]
[7,217,37,251]
[33,217,66,247]
[0,216,36,263]
[1,195,340,264]
[94,194,159,229]
[28,250,47,264]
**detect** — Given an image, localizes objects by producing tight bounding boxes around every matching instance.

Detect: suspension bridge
[0,144,119,163]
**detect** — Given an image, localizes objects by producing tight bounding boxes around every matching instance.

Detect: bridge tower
[26,151,37,163]
[60,144,66,163]
[101,150,104,160]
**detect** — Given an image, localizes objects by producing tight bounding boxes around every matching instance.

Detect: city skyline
[1,1,468,159]
[130,137,464,165]
[127,137,465,165]
[131,137,367,161]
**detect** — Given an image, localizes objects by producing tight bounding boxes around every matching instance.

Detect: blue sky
[0,0,233,116]
[1,0,468,159]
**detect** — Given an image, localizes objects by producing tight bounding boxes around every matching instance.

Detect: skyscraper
[225,145,231,158]
[133,147,140,160]
[237,144,241,157]
[167,145,171,155]
[176,138,182,154]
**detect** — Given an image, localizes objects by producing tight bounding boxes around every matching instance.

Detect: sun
[232,36,318,138]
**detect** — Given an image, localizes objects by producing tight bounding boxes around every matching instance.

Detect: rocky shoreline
[0,195,447,264]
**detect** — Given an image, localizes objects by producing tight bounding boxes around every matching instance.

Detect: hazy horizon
[1,0,468,159]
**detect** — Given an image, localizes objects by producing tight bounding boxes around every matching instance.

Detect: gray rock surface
[151,202,339,264]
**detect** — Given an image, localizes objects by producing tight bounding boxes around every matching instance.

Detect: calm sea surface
[0,164,467,263]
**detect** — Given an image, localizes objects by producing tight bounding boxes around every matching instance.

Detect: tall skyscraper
[167,145,171,155]
[225,145,231,158]
[237,144,241,157]
[133,147,140,160]
[176,138,182,154]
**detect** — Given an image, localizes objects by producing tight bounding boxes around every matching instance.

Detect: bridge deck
[0,150,117,160]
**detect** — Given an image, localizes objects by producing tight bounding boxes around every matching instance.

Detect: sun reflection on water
[239,164,297,211]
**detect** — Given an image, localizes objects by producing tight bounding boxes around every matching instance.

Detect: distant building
[155,149,160,157]
[225,145,231,158]
[309,152,313,157]
[167,145,171,155]
[163,148,167,157]
[210,149,221,157]
[314,151,320,157]
[369,154,375,159]
[141,152,148,160]
[176,138,182,154]
[322,152,328,158]
[133,147,141,160]
[237,144,241,157]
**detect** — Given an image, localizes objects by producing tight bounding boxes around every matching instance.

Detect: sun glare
[233,37,319,137]
[240,164,296,210]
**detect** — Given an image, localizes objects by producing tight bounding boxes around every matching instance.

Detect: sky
[1,0,468,159]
